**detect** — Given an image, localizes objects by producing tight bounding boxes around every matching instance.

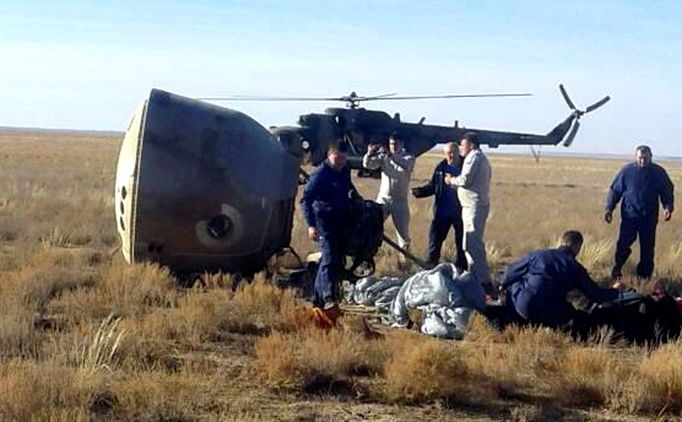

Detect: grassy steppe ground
[0,131,681,421]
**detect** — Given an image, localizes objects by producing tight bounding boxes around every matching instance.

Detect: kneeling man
[497,230,621,335]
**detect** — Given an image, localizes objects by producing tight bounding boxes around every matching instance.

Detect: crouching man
[493,230,622,339]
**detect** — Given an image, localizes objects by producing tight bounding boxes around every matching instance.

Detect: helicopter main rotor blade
[585,96,611,113]
[559,84,576,110]
[197,95,347,102]
[563,120,580,147]
[339,92,399,102]
[363,93,532,101]
[362,93,398,100]
[198,92,531,104]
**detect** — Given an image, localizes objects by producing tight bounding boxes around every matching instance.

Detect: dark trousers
[612,218,657,279]
[427,215,468,271]
[313,229,343,307]
[485,292,596,341]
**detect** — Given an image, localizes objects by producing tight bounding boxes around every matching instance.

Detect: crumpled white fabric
[389,263,486,339]
[344,276,403,311]
[343,264,486,340]
[419,305,472,340]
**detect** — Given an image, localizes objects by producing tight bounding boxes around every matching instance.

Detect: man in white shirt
[445,132,494,295]
[363,133,416,255]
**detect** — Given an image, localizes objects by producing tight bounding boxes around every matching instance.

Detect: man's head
[327,143,347,170]
[443,142,458,165]
[561,230,584,257]
[635,145,653,167]
[459,132,480,157]
[389,133,403,155]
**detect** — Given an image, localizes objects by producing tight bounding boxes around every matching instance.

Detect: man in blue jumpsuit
[301,144,357,314]
[605,145,674,279]
[411,142,468,271]
[497,230,620,336]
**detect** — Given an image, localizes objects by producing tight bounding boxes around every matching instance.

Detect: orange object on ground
[310,305,343,329]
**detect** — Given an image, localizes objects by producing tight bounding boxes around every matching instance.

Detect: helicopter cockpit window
[207,215,233,239]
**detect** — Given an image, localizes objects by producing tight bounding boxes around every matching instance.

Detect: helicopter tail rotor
[559,84,576,111]
[559,84,611,147]
[562,120,581,147]
[586,95,611,113]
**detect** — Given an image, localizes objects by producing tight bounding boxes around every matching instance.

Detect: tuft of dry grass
[254,331,309,391]
[224,274,301,334]
[70,314,125,374]
[40,226,74,248]
[546,345,617,407]
[110,369,212,421]
[633,342,682,413]
[137,289,231,347]
[0,359,103,421]
[578,237,615,272]
[0,305,43,359]
[1,249,98,313]
[254,325,387,392]
[382,337,494,404]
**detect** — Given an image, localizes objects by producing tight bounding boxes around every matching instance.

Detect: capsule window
[121,186,127,200]
[207,215,232,239]
[119,216,125,231]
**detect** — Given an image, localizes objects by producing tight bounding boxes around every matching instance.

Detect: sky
[1,0,681,156]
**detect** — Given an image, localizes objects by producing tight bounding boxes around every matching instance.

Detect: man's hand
[367,144,379,153]
[612,282,626,291]
[444,174,454,186]
[663,209,672,221]
[308,227,318,241]
[604,211,613,224]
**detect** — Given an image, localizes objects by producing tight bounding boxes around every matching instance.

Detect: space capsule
[114,89,300,274]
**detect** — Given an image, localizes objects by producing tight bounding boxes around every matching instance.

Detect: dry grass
[223,274,304,334]
[2,130,682,419]
[0,359,100,421]
[70,314,125,374]
[109,369,214,421]
[382,337,495,404]
[635,342,682,413]
[254,323,387,392]
[547,345,617,407]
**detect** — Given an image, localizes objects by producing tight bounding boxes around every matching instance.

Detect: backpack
[342,198,384,280]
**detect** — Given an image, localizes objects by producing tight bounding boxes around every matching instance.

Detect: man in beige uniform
[445,132,494,294]
[363,133,415,253]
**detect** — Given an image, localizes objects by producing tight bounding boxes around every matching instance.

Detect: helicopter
[200,85,610,169]
[113,85,610,275]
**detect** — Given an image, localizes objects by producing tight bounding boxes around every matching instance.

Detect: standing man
[411,141,468,271]
[363,133,416,257]
[301,143,357,319]
[605,145,674,279]
[445,132,494,295]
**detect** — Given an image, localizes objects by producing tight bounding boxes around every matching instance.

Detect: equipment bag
[342,198,384,280]
[590,291,682,344]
